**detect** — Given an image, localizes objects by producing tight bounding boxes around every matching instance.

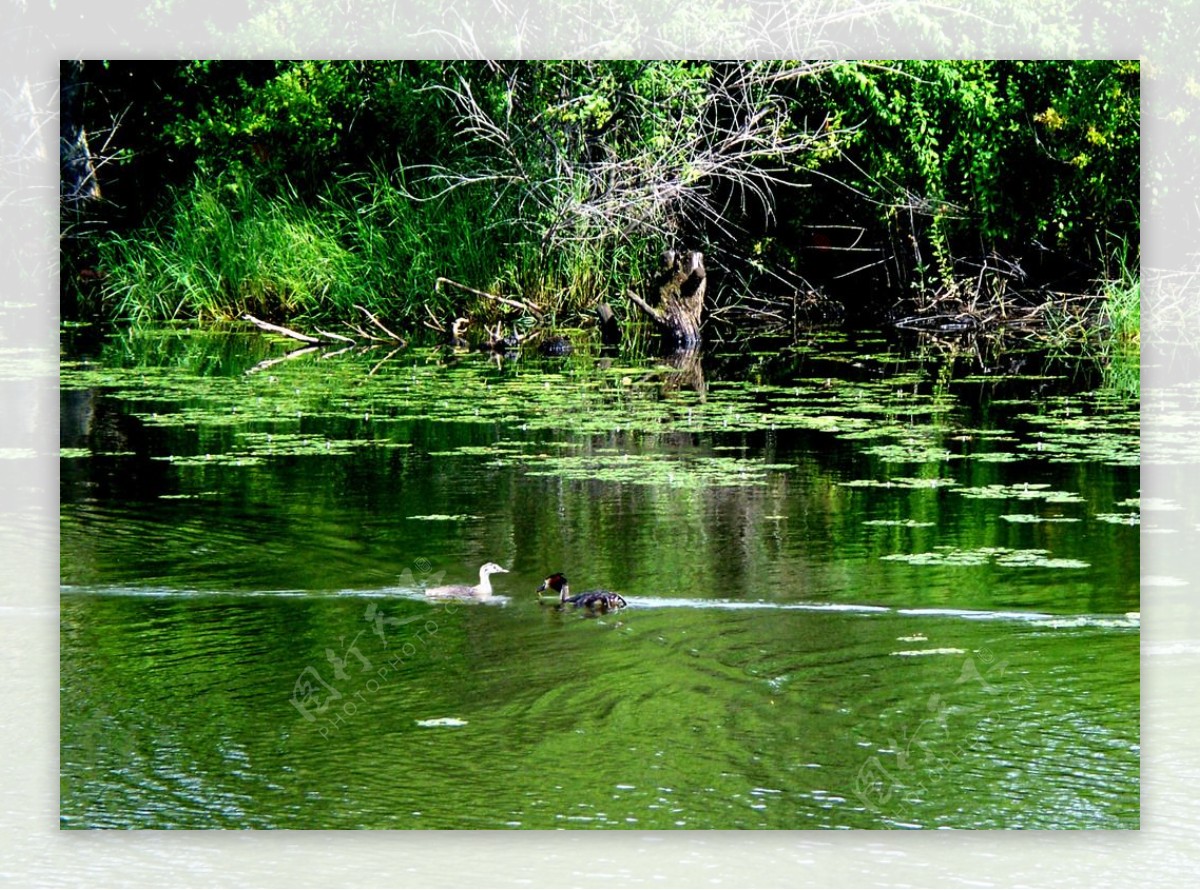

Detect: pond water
[60,327,1139,829]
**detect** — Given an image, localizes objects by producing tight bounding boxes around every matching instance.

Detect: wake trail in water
[61,585,1139,628]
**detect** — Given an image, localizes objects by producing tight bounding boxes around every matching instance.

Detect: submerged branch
[357,304,407,344]
[246,345,321,373]
[242,314,324,344]
[244,312,405,350]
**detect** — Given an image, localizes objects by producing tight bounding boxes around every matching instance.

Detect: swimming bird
[448,317,470,348]
[536,572,627,613]
[426,562,509,599]
[538,334,573,357]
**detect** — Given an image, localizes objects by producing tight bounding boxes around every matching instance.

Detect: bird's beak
[536,579,548,592]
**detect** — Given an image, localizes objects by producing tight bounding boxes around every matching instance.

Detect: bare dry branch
[625,288,664,323]
[356,304,407,342]
[435,277,544,319]
[242,314,324,344]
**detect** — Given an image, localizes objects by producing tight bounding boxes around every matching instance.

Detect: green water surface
[59,328,1139,829]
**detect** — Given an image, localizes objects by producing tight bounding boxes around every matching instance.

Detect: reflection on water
[60,331,1138,828]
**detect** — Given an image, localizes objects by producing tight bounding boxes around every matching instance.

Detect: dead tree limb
[435,277,544,320]
[314,328,357,344]
[242,314,324,344]
[246,346,321,373]
[244,312,406,350]
[356,304,407,343]
[626,289,664,324]
[346,321,386,342]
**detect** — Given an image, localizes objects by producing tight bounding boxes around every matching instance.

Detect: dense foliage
[62,60,1138,340]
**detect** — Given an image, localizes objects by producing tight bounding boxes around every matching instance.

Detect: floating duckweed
[1000,514,1081,523]
[835,425,906,441]
[427,442,526,457]
[883,548,992,566]
[839,477,958,489]
[951,428,1017,438]
[60,333,1140,519]
[522,453,791,488]
[1015,398,1140,467]
[860,442,956,463]
[152,453,266,467]
[1094,513,1140,525]
[863,519,937,527]
[956,484,1085,504]
[1018,432,1139,466]
[994,551,1090,569]
[60,447,92,459]
[890,647,968,656]
[882,546,1089,569]
[407,514,483,521]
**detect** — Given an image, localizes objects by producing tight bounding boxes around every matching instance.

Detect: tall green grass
[1035,234,1138,399]
[92,169,659,332]
[1096,236,1139,399]
[1099,251,1140,350]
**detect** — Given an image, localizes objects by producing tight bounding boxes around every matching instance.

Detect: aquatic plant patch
[407,514,484,521]
[882,546,1090,569]
[1000,514,1081,523]
[839,477,959,489]
[954,483,1086,504]
[60,332,1138,509]
[521,453,795,488]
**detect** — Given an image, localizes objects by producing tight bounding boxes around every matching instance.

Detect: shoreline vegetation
[61,60,1139,364]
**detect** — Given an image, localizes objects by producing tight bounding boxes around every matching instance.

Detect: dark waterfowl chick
[538,335,573,357]
[536,572,627,612]
[426,562,509,599]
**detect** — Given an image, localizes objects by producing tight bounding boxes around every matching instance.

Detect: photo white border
[3,1,1194,885]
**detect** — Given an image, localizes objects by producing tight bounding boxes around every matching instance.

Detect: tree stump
[596,302,621,347]
[628,249,707,349]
